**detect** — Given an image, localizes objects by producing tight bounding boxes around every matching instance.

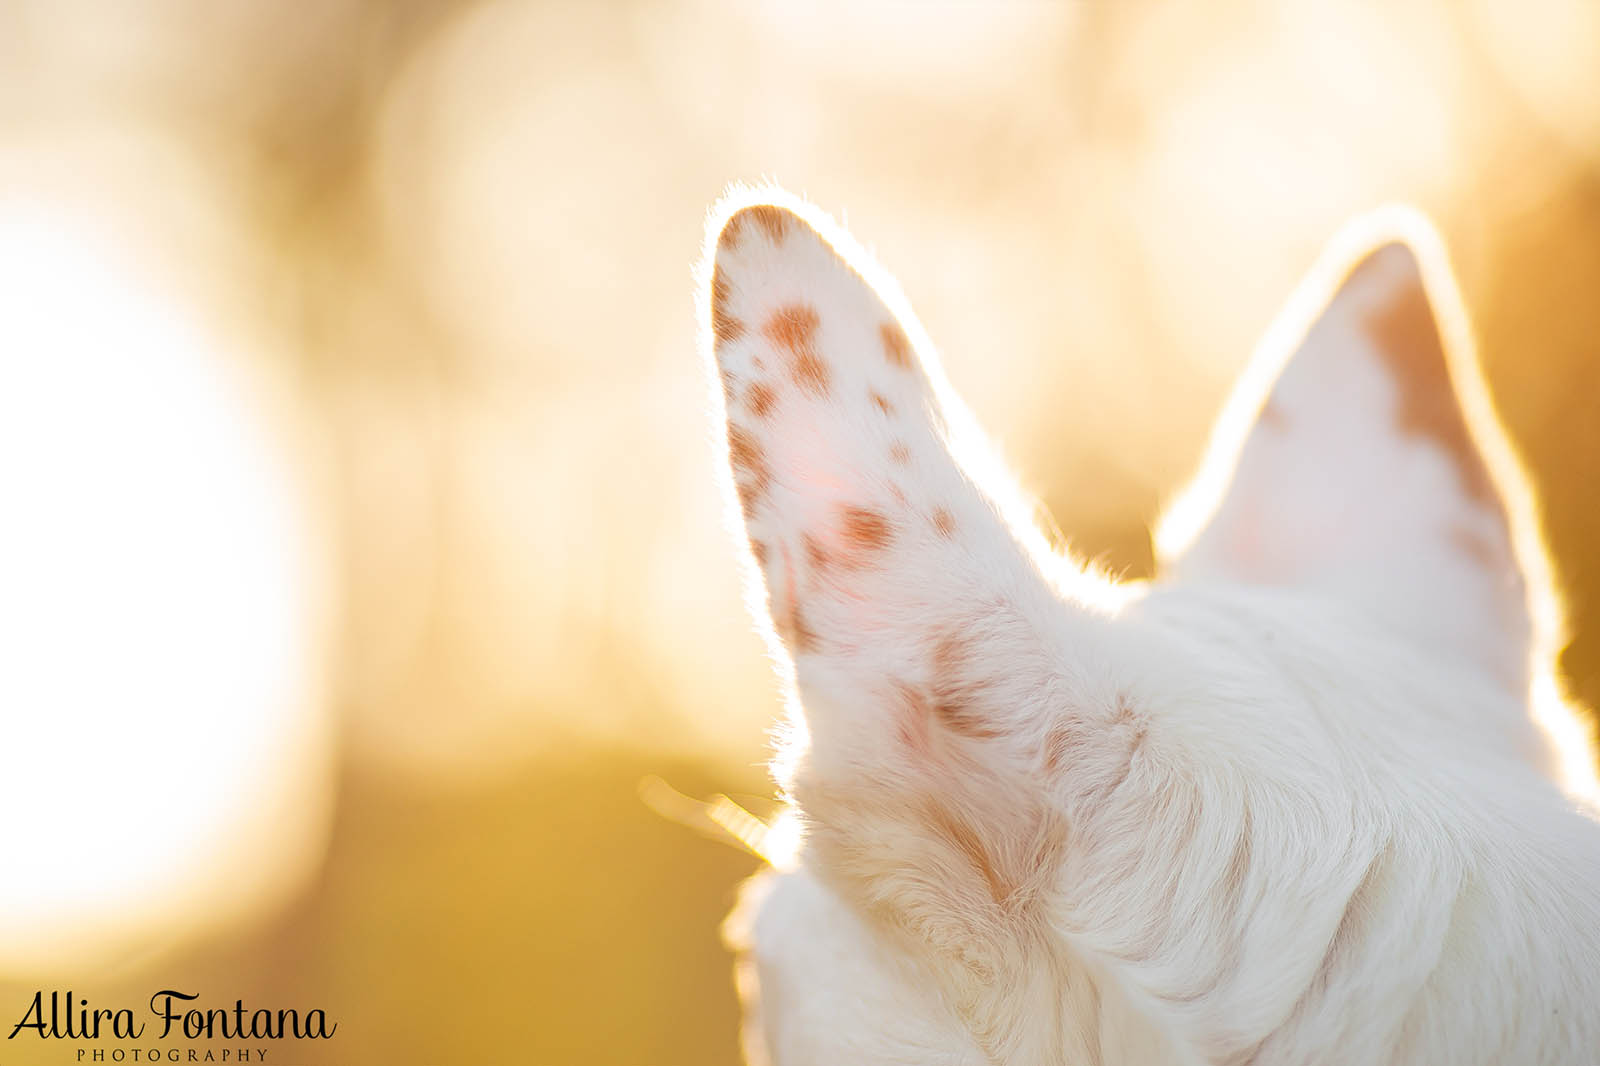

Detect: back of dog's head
[698,190,1600,1064]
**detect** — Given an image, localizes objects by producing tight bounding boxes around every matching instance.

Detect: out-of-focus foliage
[2,1,1598,1063]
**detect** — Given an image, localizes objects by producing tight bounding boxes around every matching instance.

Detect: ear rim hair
[696,184,1130,701]
[696,183,1077,589]
[1152,204,1596,798]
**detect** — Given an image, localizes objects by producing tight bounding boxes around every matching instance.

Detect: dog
[697,187,1600,1064]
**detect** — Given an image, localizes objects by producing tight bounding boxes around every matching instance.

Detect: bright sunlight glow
[0,199,334,971]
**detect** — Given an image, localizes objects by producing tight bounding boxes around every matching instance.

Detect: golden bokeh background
[3,2,1599,1063]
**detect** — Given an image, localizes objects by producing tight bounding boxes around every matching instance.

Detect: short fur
[696,187,1600,1065]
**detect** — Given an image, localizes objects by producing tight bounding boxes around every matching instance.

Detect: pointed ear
[1158,214,1546,691]
[701,193,1128,983]
[703,193,1083,746]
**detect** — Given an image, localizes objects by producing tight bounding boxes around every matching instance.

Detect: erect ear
[1157,214,1544,692]
[701,193,1129,993]
[704,192,1086,737]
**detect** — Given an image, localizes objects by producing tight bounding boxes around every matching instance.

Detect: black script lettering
[9,991,47,1038]
[150,991,200,1039]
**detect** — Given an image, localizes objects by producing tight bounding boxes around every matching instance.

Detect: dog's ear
[703,194,1092,746]
[1158,222,1542,691]
[702,194,1133,1003]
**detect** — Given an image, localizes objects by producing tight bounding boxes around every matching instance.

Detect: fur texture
[697,187,1600,1065]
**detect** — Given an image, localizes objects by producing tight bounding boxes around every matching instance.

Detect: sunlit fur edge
[692,184,1137,789]
[696,181,1130,601]
[1152,204,1599,803]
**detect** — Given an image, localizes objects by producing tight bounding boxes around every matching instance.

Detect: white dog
[697,188,1600,1065]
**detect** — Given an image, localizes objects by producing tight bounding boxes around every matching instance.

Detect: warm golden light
[1156,204,1600,803]
[0,198,335,971]
[1,3,1597,1063]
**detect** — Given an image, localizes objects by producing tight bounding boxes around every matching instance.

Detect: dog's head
[699,190,1596,1064]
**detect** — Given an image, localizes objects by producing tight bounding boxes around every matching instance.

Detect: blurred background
[2,1,1599,1063]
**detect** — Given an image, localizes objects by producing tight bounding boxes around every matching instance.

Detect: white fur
[699,188,1600,1065]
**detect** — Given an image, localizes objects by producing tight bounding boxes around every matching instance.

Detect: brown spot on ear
[804,532,831,571]
[840,506,892,553]
[931,507,956,538]
[734,479,761,518]
[711,265,744,346]
[747,382,778,419]
[718,204,792,251]
[779,600,818,653]
[727,423,764,475]
[764,305,830,397]
[1355,247,1496,509]
[881,322,913,370]
[750,540,768,567]
[747,205,790,243]
[765,539,818,654]
[870,391,895,416]
[727,424,770,515]
[928,631,1000,740]
[889,442,911,465]
[932,630,963,675]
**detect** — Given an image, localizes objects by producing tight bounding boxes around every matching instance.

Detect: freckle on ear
[748,205,790,243]
[764,305,830,397]
[718,204,791,251]
[881,322,913,369]
[747,382,778,418]
[727,424,770,514]
[783,601,818,653]
[711,266,744,346]
[804,533,831,571]
[841,506,893,552]
[728,424,764,475]
[1361,267,1496,507]
[735,479,761,517]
